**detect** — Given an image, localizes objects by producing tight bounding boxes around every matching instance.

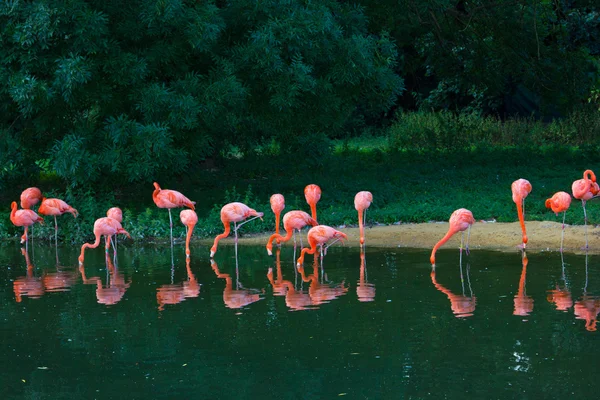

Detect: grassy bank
[2,110,600,244]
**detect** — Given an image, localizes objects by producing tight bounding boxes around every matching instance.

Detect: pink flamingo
[210,202,263,257]
[296,225,347,267]
[19,187,43,241]
[38,197,78,245]
[270,194,285,243]
[430,208,475,266]
[152,182,195,247]
[266,210,317,255]
[10,201,44,246]
[572,170,599,249]
[78,217,131,265]
[304,184,321,222]
[545,191,572,252]
[180,209,198,258]
[512,178,532,249]
[20,187,43,209]
[354,191,373,246]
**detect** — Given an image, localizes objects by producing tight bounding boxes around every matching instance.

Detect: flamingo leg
[236,215,261,230]
[234,222,238,244]
[583,200,589,250]
[561,211,566,253]
[111,236,117,257]
[466,225,471,255]
[168,208,173,249]
[54,216,58,247]
[293,230,297,248]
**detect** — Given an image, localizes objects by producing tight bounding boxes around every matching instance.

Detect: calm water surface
[1,242,599,399]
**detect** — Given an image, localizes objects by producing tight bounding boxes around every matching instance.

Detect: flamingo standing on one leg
[210,202,264,258]
[107,207,123,250]
[10,202,44,246]
[572,170,599,250]
[296,225,347,267]
[38,197,78,246]
[511,178,532,249]
[270,194,285,244]
[545,192,572,252]
[304,184,321,222]
[354,191,373,246]
[180,209,198,258]
[430,208,475,266]
[152,182,196,248]
[78,217,131,265]
[19,187,43,242]
[266,210,317,255]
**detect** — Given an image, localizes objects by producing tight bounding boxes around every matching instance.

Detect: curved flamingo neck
[584,170,596,182]
[10,203,17,222]
[266,228,294,252]
[79,233,102,263]
[516,200,528,244]
[309,203,317,221]
[211,221,231,253]
[430,229,457,264]
[185,224,195,256]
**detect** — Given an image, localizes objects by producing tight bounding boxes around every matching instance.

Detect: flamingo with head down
[78,217,131,265]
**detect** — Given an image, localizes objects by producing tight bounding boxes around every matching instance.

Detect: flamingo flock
[7,168,600,268]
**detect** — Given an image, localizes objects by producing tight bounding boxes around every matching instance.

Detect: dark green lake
[1,242,598,399]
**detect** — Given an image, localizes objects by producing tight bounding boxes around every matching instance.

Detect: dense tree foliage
[0,0,403,189]
[0,0,599,199]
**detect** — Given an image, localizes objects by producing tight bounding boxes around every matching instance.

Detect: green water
[1,242,598,399]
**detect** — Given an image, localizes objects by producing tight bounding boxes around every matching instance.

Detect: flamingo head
[10,201,17,211]
[334,230,348,244]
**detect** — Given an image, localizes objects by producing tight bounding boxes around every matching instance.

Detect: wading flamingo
[78,217,131,265]
[152,182,195,248]
[545,192,572,252]
[304,184,321,222]
[572,170,599,249]
[180,209,198,258]
[270,194,285,241]
[38,197,78,245]
[512,178,532,249]
[20,187,43,241]
[296,225,347,267]
[266,210,318,255]
[10,201,44,246]
[429,208,475,266]
[107,207,123,250]
[354,191,373,246]
[210,202,263,258]
[513,252,533,317]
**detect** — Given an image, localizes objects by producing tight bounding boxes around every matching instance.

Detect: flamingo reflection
[156,257,201,311]
[14,248,44,302]
[546,253,573,312]
[266,249,313,311]
[574,253,600,331]
[79,254,131,306]
[430,258,476,318]
[357,249,375,302]
[211,257,263,310]
[296,254,348,307]
[513,251,534,317]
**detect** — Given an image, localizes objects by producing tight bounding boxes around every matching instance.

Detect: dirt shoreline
[198,221,600,254]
